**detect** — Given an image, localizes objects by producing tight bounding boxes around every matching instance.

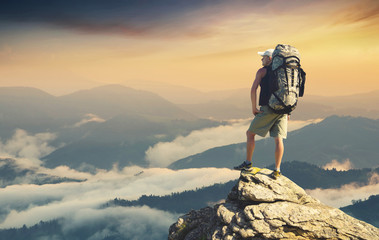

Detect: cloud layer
[0,119,376,238]
[72,113,106,127]
[0,164,239,229]
[145,119,251,167]
[306,173,379,208]
[2,0,376,39]
[146,118,323,167]
[0,0,262,38]
[0,129,56,160]
[0,164,238,239]
[1,154,377,238]
[61,206,177,240]
[322,159,354,171]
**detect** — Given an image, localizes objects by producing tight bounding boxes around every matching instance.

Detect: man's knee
[246,130,256,141]
[274,137,283,145]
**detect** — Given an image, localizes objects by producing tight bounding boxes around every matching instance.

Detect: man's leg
[234,130,256,170]
[246,130,256,163]
[274,137,284,171]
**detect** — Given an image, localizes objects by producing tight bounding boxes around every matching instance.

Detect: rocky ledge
[168,168,379,240]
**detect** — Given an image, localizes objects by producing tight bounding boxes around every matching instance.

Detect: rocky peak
[168,168,379,240]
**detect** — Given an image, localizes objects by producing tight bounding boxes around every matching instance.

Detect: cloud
[0,129,56,160]
[0,0,248,38]
[306,173,379,208]
[332,0,379,26]
[145,119,251,167]
[61,206,177,240]
[322,159,354,171]
[72,113,106,127]
[3,0,364,39]
[0,166,239,229]
[0,156,92,188]
[1,151,377,238]
[145,118,323,167]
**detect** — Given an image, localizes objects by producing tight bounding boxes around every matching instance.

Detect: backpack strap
[298,67,306,97]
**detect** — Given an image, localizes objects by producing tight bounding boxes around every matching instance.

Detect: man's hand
[253,107,263,116]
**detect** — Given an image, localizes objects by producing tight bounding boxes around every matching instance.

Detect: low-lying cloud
[60,206,177,240]
[0,164,239,229]
[0,163,239,239]
[72,113,106,127]
[146,118,323,167]
[1,154,377,239]
[0,117,375,239]
[322,159,354,171]
[0,129,56,160]
[306,173,379,208]
[145,119,250,167]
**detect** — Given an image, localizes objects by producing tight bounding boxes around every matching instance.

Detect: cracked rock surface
[168,168,379,240]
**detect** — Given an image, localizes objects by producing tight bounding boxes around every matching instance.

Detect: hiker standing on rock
[234,49,288,179]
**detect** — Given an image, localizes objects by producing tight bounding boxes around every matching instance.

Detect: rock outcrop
[168,168,379,240]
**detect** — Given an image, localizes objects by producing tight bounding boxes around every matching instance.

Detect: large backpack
[268,44,306,114]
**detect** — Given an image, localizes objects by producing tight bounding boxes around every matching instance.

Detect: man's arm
[251,67,266,115]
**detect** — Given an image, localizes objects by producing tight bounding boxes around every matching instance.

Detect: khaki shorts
[248,105,288,139]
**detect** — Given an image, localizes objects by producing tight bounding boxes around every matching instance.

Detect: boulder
[168,168,379,240]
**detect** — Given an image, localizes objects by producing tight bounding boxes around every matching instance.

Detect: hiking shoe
[243,167,261,175]
[234,161,252,171]
[271,170,281,180]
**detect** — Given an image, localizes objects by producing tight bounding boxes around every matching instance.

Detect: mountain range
[1,85,378,170]
[0,84,378,239]
[0,85,221,169]
[177,89,379,120]
[100,81,379,120]
[0,85,196,138]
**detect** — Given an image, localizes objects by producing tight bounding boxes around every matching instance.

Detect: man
[234,49,288,179]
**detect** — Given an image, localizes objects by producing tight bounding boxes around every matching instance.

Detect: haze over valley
[0,84,378,239]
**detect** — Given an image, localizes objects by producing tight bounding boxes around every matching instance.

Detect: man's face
[261,55,272,66]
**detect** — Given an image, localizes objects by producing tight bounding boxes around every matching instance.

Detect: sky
[0,0,379,96]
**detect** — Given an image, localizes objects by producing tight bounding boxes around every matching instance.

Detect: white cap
[258,49,274,57]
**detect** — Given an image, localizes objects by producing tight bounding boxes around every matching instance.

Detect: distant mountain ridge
[1,86,378,170]
[177,89,379,120]
[169,115,379,169]
[341,195,379,228]
[58,84,196,120]
[0,85,221,170]
[43,114,219,169]
[0,84,195,121]
[3,85,378,121]
[0,85,196,139]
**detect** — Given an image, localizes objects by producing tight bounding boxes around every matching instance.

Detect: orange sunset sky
[0,0,378,96]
